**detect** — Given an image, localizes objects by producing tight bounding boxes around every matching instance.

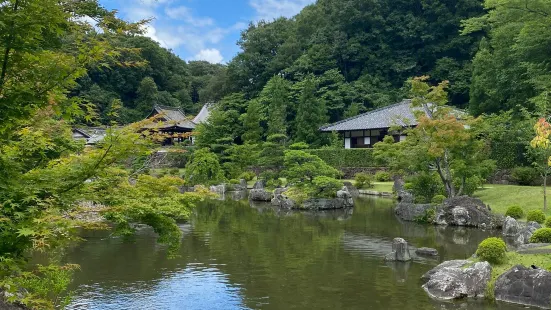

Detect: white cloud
[193,49,224,64]
[125,6,157,22]
[165,6,214,27]
[250,0,315,21]
[143,25,184,49]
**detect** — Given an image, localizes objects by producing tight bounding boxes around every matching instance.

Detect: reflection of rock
[249,189,273,202]
[502,216,520,237]
[495,265,551,309]
[421,260,491,300]
[415,247,439,257]
[227,190,247,201]
[452,228,469,245]
[515,221,541,245]
[384,238,412,262]
[386,261,411,283]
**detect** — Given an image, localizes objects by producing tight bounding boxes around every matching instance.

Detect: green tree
[241,99,264,144]
[185,148,225,186]
[261,75,290,136]
[282,150,340,184]
[294,76,328,146]
[136,77,159,117]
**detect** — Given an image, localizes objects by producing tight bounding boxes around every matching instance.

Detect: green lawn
[474,184,551,217]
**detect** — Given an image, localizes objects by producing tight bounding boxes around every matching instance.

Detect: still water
[63,197,524,310]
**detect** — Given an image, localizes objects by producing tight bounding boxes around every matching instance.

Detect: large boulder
[253,180,266,189]
[384,238,412,262]
[209,184,226,195]
[515,221,542,245]
[395,203,434,222]
[343,181,360,198]
[495,265,551,309]
[502,216,521,237]
[249,189,272,202]
[336,187,354,206]
[421,260,470,282]
[271,188,296,209]
[435,196,502,229]
[421,260,492,300]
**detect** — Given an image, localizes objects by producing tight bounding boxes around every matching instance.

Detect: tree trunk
[544,172,548,212]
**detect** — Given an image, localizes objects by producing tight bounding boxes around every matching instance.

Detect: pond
[62,197,525,310]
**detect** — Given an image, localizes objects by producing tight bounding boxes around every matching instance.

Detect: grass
[474,184,551,217]
[342,180,394,193]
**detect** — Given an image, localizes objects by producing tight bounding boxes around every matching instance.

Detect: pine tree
[294,76,328,146]
[261,75,290,136]
[242,99,264,144]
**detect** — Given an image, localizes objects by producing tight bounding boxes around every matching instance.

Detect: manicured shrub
[476,237,507,264]
[407,173,445,203]
[354,172,373,189]
[305,149,376,168]
[375,171,391,182]
[431,195,446,204]
[545,217,551,228]
[511,166,539,186]
[289,142,309,150]
[505,205,524,219]
[527,209,546,224]
[239,171,256,181]
[310,176,343,198]
[529,228,551,243]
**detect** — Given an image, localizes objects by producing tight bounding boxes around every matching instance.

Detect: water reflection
[62,197,518,310]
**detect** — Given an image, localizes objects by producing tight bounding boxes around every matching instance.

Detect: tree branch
[0,0,20,93]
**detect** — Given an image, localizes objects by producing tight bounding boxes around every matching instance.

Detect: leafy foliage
[282,150,340,185]
[476,237,507,264]
[505,205,525,219]
[529,228,551,243]
[527,209,546,224]
[374,171,391,182]
[354,173,373,189]
[511,167,539,186]
[185,148,225,186]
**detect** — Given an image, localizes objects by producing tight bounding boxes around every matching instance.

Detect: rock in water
[415,247,439,257]
[248,189,272,202]
[253,180,266,189]
[342,181,359,198]
[495,265,551,309]
[421,261,492,300]
[384,238,412,262]
[502,216,520,237]
[336,186,354,207]
[435,196,502,228]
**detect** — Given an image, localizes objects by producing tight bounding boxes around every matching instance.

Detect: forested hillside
[71,36,226,124]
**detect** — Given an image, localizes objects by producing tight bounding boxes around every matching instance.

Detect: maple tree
[530,118,551,211]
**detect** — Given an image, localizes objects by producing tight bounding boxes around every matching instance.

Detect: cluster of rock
[502,216,542,244]
[421,260,492,300]
[422,259,551,309]
[249,180,355,210]
[383,238,439,262]
[395,190,503,229]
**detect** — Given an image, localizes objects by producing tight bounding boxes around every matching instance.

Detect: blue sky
[98,0,315,64]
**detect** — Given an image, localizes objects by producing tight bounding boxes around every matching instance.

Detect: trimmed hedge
[305,149,378,168]
[529,228,551,243]
[505,205,524,219]
[527,209,546,224]
[476,237,507,264]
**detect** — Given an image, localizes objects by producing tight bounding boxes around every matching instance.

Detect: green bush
[354,172,373,189]
[305,149,377,168]
[545,217,551,228]
[527,209,546,224]
[505,205,524,219]
[511,166,539,186]
[407,173,445,203]
[239,171,256,181]
[289,142,309,150]
[431,194,446,204]
[375,171,391,182]
[476,237,507,264]
[169,168,180,176]
[310,176,343,198]
[529,228,551,243]
[229,179,240,184]
[415,207,436,223]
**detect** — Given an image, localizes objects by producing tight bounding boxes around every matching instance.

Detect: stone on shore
[515,221,542,245]
[249,189,272,202]
[384,238,412,262]
[494,265,551,309]
[421,260,492,300]
[415,247,439,257]
[342,181,359,198]
[253,180,266,189]
[502,216,520,237]
[435,196,503,229]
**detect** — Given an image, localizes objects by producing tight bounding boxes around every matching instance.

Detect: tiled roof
[149,105,196,130]
[192,103,212,124]
[320,99,424,132]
